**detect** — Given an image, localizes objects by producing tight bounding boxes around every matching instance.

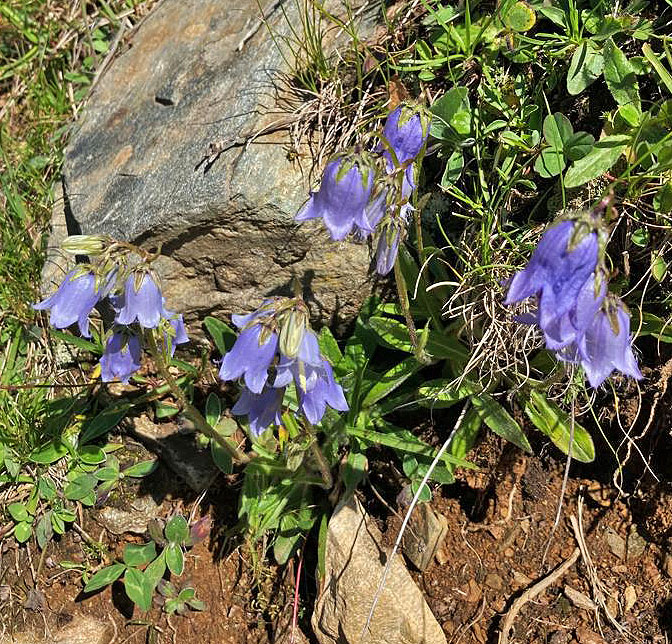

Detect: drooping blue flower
[299,360,349,424]
[100,331,142,384]
[380,104,430,197]
[232,386,284,437]
[114,272,166,329]
[218,323,278,394]
[564,297,642,388]
[295,152,385,241]
[539,273,607,351]
[375,222,402,276]
[163,313,189,357]
[505,220,599,330]
[33,269,101,337]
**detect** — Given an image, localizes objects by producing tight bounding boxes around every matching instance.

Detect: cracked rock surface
[57,0,379,331]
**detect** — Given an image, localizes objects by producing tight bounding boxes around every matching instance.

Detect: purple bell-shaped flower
[33,269,102,337]
[232,386,284,437]
[295,152,385,241]
[114,272,166,329]
[505,220,599,331]
[100,331,142,384]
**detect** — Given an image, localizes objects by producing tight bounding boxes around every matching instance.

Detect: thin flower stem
[309,440,333,490]
[393,258,431,364]
[145,332,250,465]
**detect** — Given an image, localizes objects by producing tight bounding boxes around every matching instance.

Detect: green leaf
[631,311,672,343]
[203,316,236,354]
[165,543,184,575]
[502,1,536,31]
[38,477,57,501]
[642,43,672,95]
[35,513,53,549]
[564,134,630,188]
[563,131,595,161]
[164,515,189,544]
[211,440,233,474]
[417,378,477,408]
[205,393,221,428]
[343,451,368,495]
[430,87,470,140]
[368,317,467,362]
[144,551,166,591]
[187,599,206,611]
[8,502,29,522]
[317,513,328,583]
[124,568,153,611]
[410,480,432,502]
[449,408,482,461]
[524,390,595,463]
[567,41,604,95]
[14,521,32,543]
[49,329,99,353]
[155,400,180,418]
[603,39,640,111]
[29,440,68,464]
[123,542,157,567]
[542,113,573,150]
[441,150,464,188]
[80,405,130,444]
[95,466,120,481]
[78,445,106,465]
[535,147,566,177]
[178,587,196,601]
[123,459,158,478]
[318,327,343,367]
[361,357,423,408]
[273,532,302,565]
[470,394,532,453]
[84,563,126,592]
[651,251,668,282]
[64,474,97,501]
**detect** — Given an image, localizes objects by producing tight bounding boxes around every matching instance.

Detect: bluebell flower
[100,331,142,383]
[163,313,189,357]
[538,273,606,351]
[299,360,349,424]
[33,269,101,337]
[115,272,166,329]
[295,152,385,241]
[505,220,599,330]
[232,386,284,437]
[380,104,430,197]
[219,322,278,394]
[562,297,642,388]
[375,222,402,276]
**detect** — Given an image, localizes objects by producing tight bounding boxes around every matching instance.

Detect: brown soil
[2,433,671,644]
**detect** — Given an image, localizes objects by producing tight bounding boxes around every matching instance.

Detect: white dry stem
[360,401,470,643]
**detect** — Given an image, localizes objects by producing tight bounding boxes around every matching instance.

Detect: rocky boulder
[57,0,380,331]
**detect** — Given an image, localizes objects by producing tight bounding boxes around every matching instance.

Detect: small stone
[98,495,160,535]
[54,614,114,644]
[605,594,619,619]
[549,630,571,644]
[626,526,647,560]
[605,527,626,560]
[0,585,10,602]
[485,573,503,591]
[399,494,448,572]
[623,585,637,612]
[512,571,532,588]
[564,585,596,611]
[441,619,454,634]
[464,578,482,603]
[435,544,449,566]
[504,547,514,558]
[575,626,607,644]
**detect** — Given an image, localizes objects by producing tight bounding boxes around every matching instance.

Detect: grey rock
[605,527,626,560]
[312,496,446,644]
[2,614,113,644]
[399,492,448,572]
[129,415,218,492]
[97,494,160,535]
[59,0,381,332]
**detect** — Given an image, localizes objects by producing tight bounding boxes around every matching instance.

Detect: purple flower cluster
[296,103,430,275]
[218,299,348,436]
[34,266,188,384]
[506,217,642,388]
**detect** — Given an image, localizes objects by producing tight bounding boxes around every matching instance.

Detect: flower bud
[279,307,308,358]
[61,235,108,256]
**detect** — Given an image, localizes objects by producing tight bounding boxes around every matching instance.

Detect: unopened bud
[61,235,108,256]
[279,308,307,358]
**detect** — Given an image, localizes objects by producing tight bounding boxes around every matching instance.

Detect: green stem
[393,258,431,364]
[145,332,249,465]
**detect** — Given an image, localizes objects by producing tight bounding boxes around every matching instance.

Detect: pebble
[624,585,637,612]
[485,573,504,591]
[464,578,482,603]
[605,527,626,560]
[564,585,596,611]
[663,552,672,578]
[626,526,647,560]
[575,626,607,644]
